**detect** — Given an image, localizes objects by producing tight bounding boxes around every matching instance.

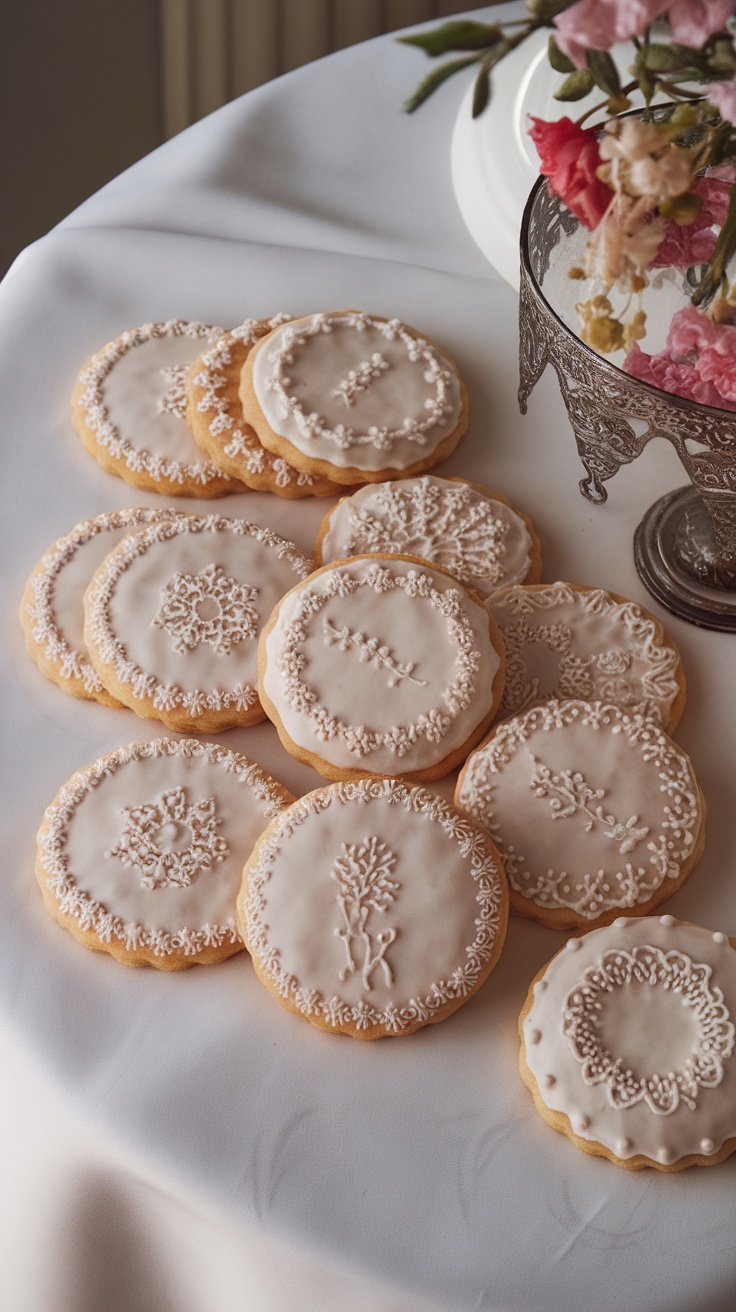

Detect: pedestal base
[635,487,736,631]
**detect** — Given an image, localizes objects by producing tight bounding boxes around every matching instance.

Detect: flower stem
[691,184,736,308]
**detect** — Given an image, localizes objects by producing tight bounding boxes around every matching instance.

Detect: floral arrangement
[401,1,736,410]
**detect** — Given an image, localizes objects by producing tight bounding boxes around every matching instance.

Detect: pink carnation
[697,347,736,399]
[653,174,734,267]
[623,341,734,406]
[623,305,736,411]
[668,0,735,48]
[554,0,734,69]
[707,79,736,125]
[528,116,613,229]
[666,304,736,357]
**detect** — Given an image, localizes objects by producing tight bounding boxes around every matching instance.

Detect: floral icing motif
[77,320,228,487]
[339,477,512,588]
[262,312,455,452]
[154,563,259,656]
[322,618,427,689]
[157,363,190,419]
[563,945,735,1115]
[107,785,228,889]
[331,353,390,407]
[331,836,399,989]
[528,753,650,856]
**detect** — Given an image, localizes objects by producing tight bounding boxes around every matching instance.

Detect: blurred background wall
[1,0,483,277]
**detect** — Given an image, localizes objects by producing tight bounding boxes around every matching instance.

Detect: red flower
[528,116,613,230]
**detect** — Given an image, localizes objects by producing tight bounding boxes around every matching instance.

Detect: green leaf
[548,35,575,74]
[643,42,690,72]
[397,21,500,58]
[526,0,572,19]
[472,63,491,117]
[586,48,621,95]
[554,68,595,101]
[402,54,481,112]
[634,50,655,105]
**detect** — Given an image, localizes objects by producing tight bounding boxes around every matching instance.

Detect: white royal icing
[240,777,507,1033]
[523,918,736,1162]
[38,738,292,958]
[488,582,682,726]
[84,514,313,720]
[262,556,500,774]
[76,320,234,488]
[22,507,182,698]
[190,316,322,490]
[319,476,534,599]
[456,700,702,920]
[250,311,463,472]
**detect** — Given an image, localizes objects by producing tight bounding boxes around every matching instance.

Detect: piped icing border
[76,320,230,487]
[241,777,508,1033]
[37,738,289,958]
[22,507,181,698]
[257,312,459,454]
[490,581,682,724]
[456,700,702,920]
[85,513,313,719]
[270,559,484,760]
[190,316,322,490]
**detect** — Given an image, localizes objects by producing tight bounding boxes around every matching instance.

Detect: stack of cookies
[22,307,736,1174]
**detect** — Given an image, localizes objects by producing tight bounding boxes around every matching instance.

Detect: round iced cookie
[519,916,736,1170]
[84,513,314,733]
[70,320,246,497]
[19,507,183,706]
[187,316,345,498]
[315,476,542,598]
[240,310,469,485]
[455,699,705,931]
[36,737,294,970]
[488,581,685,731]
[259,554,506,782]
[239,777,509,1038]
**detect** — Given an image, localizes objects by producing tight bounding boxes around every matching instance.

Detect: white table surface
[2,9,736,1311]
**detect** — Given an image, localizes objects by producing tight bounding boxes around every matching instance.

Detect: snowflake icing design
[153,562,259,655]
[107,785,229,889]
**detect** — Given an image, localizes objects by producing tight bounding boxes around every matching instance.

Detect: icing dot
[713,932,726,945]
[566,938,582,952]
[616,1137,631,1156]
[544,1074,556,1089]
[659,914,674,927]
[613,917,629,928]
[578,1114,591,1132]
[700,1138,715,1155]
[536,979,548,993]
[529,1028,542,1045]
[657,1146,673,1165]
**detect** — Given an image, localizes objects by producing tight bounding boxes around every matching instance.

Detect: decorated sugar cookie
[20,507,182,706]
[520,916,736,1170]
[455,699,705,931]
[71,320,245,496]
[187,317,345,497]
[239,777,509,1038]
[316,475,542,597]
[488,581,685,731]
[240,310,469,484]
[36,737,294,970]
[84,514,313,733]
[259,554,506,781]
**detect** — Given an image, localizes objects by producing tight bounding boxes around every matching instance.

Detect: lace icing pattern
[85,514,312,718]
[38,738,289,957]
[275,562,482,758]
[242,778,506,1033]
[564,945,735,1115]
[458,701,700,919]
[154,563,259,655]
[331,836,398,989]
[77,320,229,486]
[107,785,228,889]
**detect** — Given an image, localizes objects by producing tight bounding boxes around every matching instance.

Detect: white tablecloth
[2,10,735,1310]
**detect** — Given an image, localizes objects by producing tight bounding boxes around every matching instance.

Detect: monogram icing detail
[157,363,190,418]
[529,754,650,855]
[37,738,290,958]
[323,618,427,688]
[108,786,228,889]
[76,320,227,486]
[331,837,398,988]
[154,563,259,655]
[457,700,701,919]
[490,582,681,725]
[338,478,513,589]
[262,312,455,452]
[564,946,735,1115]
[332,353,389,407]
[274,562,481,758]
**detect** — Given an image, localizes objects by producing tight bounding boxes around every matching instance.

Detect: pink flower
[553,0,669,68]
[707,79,736,125]
[623,341,735,406]
[666,303,736,356]
[623,305,736,410]
[668,0,735,48]
[528,116,613,229]
[697,346,736,399]
[653,173,734,266]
